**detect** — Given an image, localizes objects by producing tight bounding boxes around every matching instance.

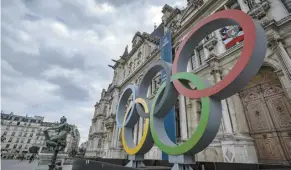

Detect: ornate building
[1,112,80,159]
[86,0,291,165]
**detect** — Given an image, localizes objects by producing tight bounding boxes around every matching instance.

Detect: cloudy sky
[1,0,186,144]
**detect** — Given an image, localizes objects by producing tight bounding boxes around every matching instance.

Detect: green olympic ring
[150,72,221,155]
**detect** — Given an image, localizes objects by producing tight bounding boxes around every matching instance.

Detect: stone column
[138,117,143,143]
[232,93,250,134]
[237,0,250,13]
[272,41,291,82]
[179,95,188,140]
[114,127,121,148]
[133,122,138,144]
[111,125,117,147]
[187,58,192,72]
[211,69,233,134]
[186,99,197,138]
[276,70,291,100]
[226,97,238,134]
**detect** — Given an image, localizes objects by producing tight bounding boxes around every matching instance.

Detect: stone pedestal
[35,152,68,170]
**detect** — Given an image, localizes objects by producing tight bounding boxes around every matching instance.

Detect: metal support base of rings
[125,154,146,168]
[169,155,195,170]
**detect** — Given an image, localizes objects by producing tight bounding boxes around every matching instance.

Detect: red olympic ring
[172,9,267,99]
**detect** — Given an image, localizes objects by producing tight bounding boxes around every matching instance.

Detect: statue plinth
[35,152,68,170]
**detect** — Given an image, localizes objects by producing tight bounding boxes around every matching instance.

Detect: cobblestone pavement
[1,160,72,170]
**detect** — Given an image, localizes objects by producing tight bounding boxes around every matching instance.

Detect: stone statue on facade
[43,116,73,170]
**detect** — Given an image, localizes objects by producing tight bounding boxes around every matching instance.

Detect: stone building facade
[86,0,291,165]
[1,112,80,159]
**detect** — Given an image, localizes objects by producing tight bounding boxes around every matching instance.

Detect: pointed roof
[121,45,129,59]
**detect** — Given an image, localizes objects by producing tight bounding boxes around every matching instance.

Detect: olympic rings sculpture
[116,9,267,156]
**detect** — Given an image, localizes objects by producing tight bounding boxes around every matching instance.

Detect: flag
[220,25,244,49]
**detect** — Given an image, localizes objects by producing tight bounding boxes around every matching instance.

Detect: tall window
[197,47,205,65]
[8,138,12,142]
[30,133,33,137]
[11,132,15,136]
[5,144,10,148]
[13,144,17,149]
[282,0,291,12]
[27,139,31,144]
[191,53,198,70]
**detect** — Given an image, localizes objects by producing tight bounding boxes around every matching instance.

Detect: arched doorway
[239,66,291,165]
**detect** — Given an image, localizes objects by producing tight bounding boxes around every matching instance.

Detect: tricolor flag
[220,25,244,49]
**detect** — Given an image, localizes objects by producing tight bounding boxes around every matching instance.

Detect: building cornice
[164,8,181,26]
[118,48,160,89]
[172,0,226,41]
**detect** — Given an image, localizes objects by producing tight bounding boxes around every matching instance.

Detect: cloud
[1,0,186,144]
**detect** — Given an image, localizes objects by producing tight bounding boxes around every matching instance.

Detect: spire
[121,45,128,58]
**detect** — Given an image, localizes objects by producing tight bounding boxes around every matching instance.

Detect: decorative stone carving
[169,19,181,33]
[224,148,235,162]
[248,0,271,26]
[204,36,217,51]
[267,31,283,49]
[105,114,116,130]
[187,0,204,9]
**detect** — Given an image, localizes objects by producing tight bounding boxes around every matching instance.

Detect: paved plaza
[2,160,38,170]
[1,160,72,170]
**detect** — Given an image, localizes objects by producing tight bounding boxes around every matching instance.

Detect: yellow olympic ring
[121,98,151,155]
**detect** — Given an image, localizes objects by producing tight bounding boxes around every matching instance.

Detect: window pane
[191,55,197,70]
